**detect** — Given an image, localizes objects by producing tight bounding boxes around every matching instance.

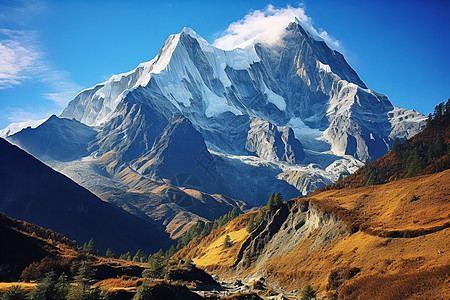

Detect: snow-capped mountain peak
[55,21,425,199]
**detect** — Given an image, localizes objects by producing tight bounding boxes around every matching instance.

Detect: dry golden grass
[0,282,36,292]
[308,169,450,236]
[175,213,251,274]
[94,276,143,291]
[178,169,450,298]
[193,227,248,268]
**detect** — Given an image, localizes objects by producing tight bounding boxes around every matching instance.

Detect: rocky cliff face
[245,118,305,164]
[234,200,347,271]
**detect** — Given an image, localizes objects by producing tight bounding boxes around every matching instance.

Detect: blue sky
[0,0,449,129]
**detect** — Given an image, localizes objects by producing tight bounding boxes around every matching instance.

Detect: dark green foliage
[0,285,27,300]
[166,245,177,257]
[246,214,257,233]
[104,248,116,259]
[66,260,99,300]
[299,285,317,300]
[119,252,131,261]
[175,208,238,251]
[142,254,166,279]
[28,271,69,300]
[222,235,233,249]
[132,284,153,300]
[391,138,400,153]
[267,192,283,210]
[66,286,101,300]
[85,239,97,255]
[267,194,275,209]
[132,249,147,263]
[247,207,268,233]
[73,261,96,289]
[56,273,69,298]
[365,163,378,185]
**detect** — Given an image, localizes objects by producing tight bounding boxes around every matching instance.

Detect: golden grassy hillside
[175,213,251,273]
[178,170,450,299]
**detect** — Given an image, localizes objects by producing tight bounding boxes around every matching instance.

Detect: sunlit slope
[178,170,450,299]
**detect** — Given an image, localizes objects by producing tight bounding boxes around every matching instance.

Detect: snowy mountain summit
[14,21,426,211]
[57,21,425,200]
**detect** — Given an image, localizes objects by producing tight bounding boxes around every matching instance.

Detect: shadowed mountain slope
[0,138,172,254]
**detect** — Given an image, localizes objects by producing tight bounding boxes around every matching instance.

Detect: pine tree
[143,254,166,279]
[267,193,276,210]
[82,242,88,253]
[274,192,283,205]
[56,273,69,299]
[1,285,28,300]
[74,261,96,290]
[132,249,146,262]
[105,248,116,259]
[299,285,317,300]
[247,215,256,233]
[391,138,401,153]
[223,235,233,249]
[167,245,177,257]
[28,271,61,300]
[86,239,97,255]
[406,148,422,177]
[120,251,131,261]
[133,284,153,300]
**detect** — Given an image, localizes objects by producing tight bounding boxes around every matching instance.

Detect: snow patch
[263,84,286,110]
[317,61,331,73]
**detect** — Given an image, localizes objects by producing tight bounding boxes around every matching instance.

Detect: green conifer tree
[132,249,146,262]
[299,285,317,300]
[223,235,233,249]
[1,285,28,300]
[105,248,116,259]
[267,193,276,210]
[86,239,97,255]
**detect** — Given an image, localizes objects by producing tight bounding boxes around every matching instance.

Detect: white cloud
[213,4,342,51]
[0,30,40,88]
[0,29,82,107]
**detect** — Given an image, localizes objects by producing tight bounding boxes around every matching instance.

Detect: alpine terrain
[7,19,426,237]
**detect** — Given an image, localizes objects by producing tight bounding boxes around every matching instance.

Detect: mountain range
[5,19,426,241]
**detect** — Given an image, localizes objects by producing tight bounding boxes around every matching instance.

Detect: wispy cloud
[0,30,40,88]
[5,107,51,123]
[213,4,342,52]
[0,29,82,107]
